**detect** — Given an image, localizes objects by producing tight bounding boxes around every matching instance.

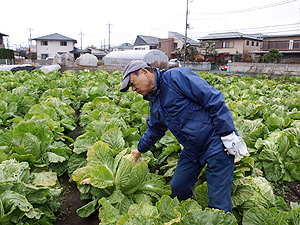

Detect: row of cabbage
[0,69,122,224]
[70,71,300,224]
[0,68,299,224]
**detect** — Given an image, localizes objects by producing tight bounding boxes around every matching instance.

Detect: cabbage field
[0,68,299,224]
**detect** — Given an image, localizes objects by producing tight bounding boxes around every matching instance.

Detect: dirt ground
[55,125,100,225]
[55,172,99,225]
[275,181,300,208]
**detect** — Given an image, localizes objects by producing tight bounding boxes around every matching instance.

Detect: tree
[233,51,242,62]
[198,41,218,61]
[0,48,14,59]
[215,52,230,65]
[173,44,199,62]
[241,51,252,62]
[261,48,283,63]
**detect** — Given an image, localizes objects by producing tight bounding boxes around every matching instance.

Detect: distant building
[159,31,199,59]
[88,48,107,60]
[33,33,77,59]
[0,33,8,48]
[112,43,133,51]
[69,47,89,59]
[199,32,262,61]
[133,35,159,50]
[251,34,300,63]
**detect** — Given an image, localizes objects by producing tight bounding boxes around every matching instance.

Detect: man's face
[129,68,154,96]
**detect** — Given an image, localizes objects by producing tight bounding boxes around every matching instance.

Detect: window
[256,42,259,46]
[289,40,294,49]
[60,41,67,46]
[222,41,233,48]
[41,41,48,46]
[251,41,254,46]
[293,40,300,49]
[246,41,249,45]
[174,43,178,49]
[41,54,49,59]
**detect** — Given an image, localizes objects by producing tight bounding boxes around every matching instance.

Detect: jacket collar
[143,68,161,102]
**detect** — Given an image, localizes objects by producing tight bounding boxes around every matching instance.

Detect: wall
[36,40,75,59]
[215,39,261,55]
[133,45,150,50]
[229,62,300,75]
[184,62,211,71]
[159,38,174,59]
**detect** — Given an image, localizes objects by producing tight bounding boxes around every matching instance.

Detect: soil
[274,181,300,208]
[54,124,100,225]
[55,173,99,225]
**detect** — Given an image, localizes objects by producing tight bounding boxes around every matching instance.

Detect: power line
[191,0,297,15]
[188,22,300,37]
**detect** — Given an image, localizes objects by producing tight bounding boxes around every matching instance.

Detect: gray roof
[169,31,199,46]
[113,43,133,50]
[134,35,159,46]
[69,47,89,53]
[257,33,300,38]
[199,32,262,41]
[33,33,77,42]
[250,50,300,54]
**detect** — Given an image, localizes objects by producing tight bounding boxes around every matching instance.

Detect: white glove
[221,132,248,158]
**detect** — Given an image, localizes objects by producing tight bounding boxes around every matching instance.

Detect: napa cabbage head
[115,154,149,195]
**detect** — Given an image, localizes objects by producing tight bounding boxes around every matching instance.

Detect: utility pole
[107,22,111,52]
[79,30,84,49]
[27,28,33,53]
[183,0,189,67]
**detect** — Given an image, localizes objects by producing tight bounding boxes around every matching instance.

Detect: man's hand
[131,149,142,162]
[221,131,248,158]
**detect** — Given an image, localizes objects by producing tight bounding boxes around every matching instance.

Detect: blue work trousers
[170,150,235,213]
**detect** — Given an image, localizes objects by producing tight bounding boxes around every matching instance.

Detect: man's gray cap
[120,60,150,92]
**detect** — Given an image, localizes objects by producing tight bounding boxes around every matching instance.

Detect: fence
[0,59,53,66]
[228,62,300,76]
[184,62,211,71]
[0,59,15,65]
[185,62,300,76]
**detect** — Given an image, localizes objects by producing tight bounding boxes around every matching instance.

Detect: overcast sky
[1,0,300,50]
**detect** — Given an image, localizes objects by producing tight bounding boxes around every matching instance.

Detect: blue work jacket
[137,67,236,164]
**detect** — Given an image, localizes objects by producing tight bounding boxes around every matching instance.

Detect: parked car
[220,64,228,71]
[168,59,181,68]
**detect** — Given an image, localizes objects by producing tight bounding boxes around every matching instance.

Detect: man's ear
[140,68,148,74]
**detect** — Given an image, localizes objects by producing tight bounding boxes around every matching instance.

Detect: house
[33,33,77,60]
[198,32,262,60]
[112,43,133,51]
[159,31,199,59]
[0,33,8,48]
[251,34,300,63]
[69,47,89,59]
[88,48,107,60]
[133,35,159,50]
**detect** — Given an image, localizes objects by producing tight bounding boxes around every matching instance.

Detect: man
[119,60,247,213]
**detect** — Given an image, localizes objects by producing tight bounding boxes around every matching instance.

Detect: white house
[133,35,159,50]
[33,33,77,60]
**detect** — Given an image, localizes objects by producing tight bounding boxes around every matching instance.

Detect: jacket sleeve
[170,68,235,136]
[137,103,168,153]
